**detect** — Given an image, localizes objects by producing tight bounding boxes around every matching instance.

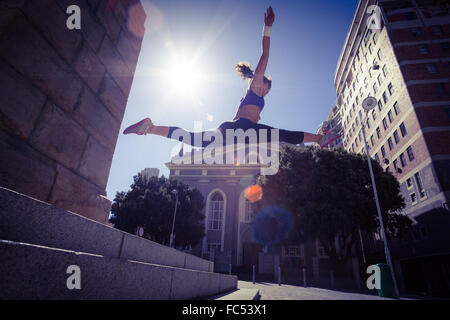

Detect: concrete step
[211,288,261,300]
[0,239,237,300]
[0,186,213,272]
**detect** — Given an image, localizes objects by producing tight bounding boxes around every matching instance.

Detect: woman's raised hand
[264,6,275,26]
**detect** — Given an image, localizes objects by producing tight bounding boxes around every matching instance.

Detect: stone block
[73,42,106,93]
[116,29,142,73]
[30,102,87,171]
[0,9,83,113]
[124,0,147,38]
[0,186,122,257]
[49,164,109,223]
[170,268,203,299]
[79,136,113,189]
[0,60,46,139]
[96,0,121,42]
[99,72,128,122]
[0,240,174,299]
[73,86,120,153]
[120,233,186,268]
[0,131,56,201]
[56,0,106,52]
[97,35,134,96]
[219,274,238,293]
[23,0,82,64]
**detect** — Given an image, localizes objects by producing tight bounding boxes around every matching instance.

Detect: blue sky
[106,0,358,199]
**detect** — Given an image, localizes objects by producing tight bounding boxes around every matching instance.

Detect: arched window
[208,192,224,230]
[244,200,256,223]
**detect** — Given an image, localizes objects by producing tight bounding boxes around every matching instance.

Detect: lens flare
[244,185,263,203]
[251,207,293,246]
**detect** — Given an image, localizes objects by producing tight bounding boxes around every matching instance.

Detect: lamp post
[361,96,400,298]
[170,189,179,247]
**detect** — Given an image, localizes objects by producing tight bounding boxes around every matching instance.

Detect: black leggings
[167,118,304,148]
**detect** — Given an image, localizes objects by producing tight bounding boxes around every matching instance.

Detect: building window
[445,107,450,119]
[378,99,383,111]
[208,192,224,230]
[375,154,380,163]
[393,102,400,115]
[393,158,399,169]
[426,63,438,74]
[400,122,407,137]
[436,83,447,95]
[373,32,378,45]
[382,65,389,77]
[370,135,375,147]
[377,49,383,60]
[404,11,417,20]
[400,153,407,167]
[381,146,386,157]
[410,193,417,205]
[373,82,378,94]
[406,178,413,189]
[440,42,450,52]
[283,245,304,258]
[394,130,400,144]
[415,172,426,198]
[376,127,381,138]
[369,43,373,54]
[316,240,328,258]
[420,227,428,239]
[419,44,429,54]
[388,83,394,95]
[377,74,382,86]
[388,110,394,123]
[366,117,371,129]
[364,28,373,46]
[407,146,415,161]
[388,138,394,150]
[382,91,388,103]
[431,25,444,35]
[383,117,388,130]
[411,27,423,37]
[244,200,255,223]
[207,243,222,255]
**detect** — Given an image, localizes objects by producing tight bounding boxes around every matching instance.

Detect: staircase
[0,187,237,299]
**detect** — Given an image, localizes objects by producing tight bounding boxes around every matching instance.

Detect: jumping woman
[123,6,339,149]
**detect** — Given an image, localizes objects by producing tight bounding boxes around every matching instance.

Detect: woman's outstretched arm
[251,6,274,89]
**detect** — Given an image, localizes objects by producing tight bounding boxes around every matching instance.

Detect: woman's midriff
[233,105,261,123]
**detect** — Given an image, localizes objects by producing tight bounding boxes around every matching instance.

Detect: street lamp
[361,96,400,298]
[169,189,179,247]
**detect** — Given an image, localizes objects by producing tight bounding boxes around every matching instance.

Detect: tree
[257,146,411,274]
[109,174,205,248]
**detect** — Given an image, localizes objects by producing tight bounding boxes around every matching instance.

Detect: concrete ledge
[0,186,212,272]
[0,240,237,300]
[212,289,261,300]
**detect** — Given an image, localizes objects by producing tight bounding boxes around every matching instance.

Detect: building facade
[335,0,450,297]
[317,105,344,149]
[166,145,362,289]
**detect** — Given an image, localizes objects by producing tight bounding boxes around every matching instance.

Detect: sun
[164,56,204,98]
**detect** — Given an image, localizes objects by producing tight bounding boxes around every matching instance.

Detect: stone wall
[0,0,146,223]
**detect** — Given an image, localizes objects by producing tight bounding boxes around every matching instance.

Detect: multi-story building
[317,105,344,149]
[335,0,450,297]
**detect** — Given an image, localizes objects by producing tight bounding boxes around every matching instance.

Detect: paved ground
[238,280,403,300]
